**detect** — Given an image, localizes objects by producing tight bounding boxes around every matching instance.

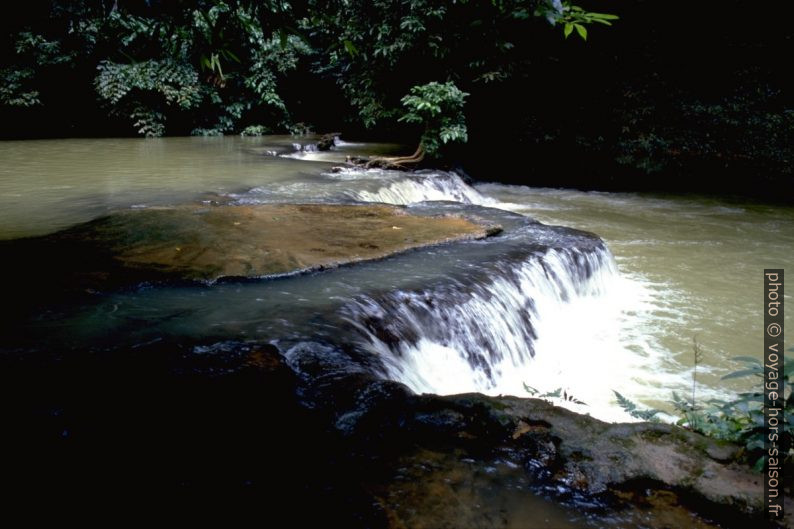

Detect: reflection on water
[0,136,400,239]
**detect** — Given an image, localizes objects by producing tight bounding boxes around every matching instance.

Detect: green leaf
[221,49,240,64]
[342,39,358,57]
[523,383,539,395]
[542,388,562,398]
[574,24,587,40]
[589,13,620,20]
[563,23,573,38]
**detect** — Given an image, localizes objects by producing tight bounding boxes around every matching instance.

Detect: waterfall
[224,163,675,421]
[332,168,498,206]
[341,244,648,422]
[231,168,500,206]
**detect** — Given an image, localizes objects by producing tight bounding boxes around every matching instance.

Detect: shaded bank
[2,339,788,527]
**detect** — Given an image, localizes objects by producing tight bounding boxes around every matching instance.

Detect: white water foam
[342,247,689,423]
[228,168,501,207]
[328,167,500,206]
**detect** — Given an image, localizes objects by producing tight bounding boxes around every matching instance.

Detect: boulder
[317,132,341,151]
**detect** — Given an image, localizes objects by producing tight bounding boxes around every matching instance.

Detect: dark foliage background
[460,0,794,198]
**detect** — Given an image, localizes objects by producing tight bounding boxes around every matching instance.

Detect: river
[1,136,791,423]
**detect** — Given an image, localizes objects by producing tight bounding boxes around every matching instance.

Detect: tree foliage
[2,1,309,136]
[0,0,616,162]
[0,0,615,154]
[398,81,468,157]
[302,0,609,130]
[613,79,794,178]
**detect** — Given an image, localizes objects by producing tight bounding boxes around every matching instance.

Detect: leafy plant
[2,1,309,137]
[0,29,79,108]
[552,4,619,41]
[703,351,793,471]
[614,345,793,473]
[398,81,469,158]
[1,0,617,144]
[613,79,794,180]
[288,122,314,136]
[613,391,661,421]
[240,124,271,136]
[524,383,587,405]
[0,68,41,107]
[304,0,617,152]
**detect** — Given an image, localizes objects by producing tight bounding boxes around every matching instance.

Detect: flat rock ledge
[2,203,501,300]
[66,203,500,281]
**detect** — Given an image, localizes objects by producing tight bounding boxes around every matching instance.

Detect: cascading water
[216,163,675,421]
[219,163,691,421]
[341,231,658,422]
[340,169,496,206]
[3,136,786,442]
[226,167,498,207]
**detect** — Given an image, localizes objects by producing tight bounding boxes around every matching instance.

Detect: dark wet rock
[317,132,341,151]
[0,339,388,525]
[284,341,371,380]
[3,335,787,527]
[432,395,776,505]
[399,393,792,527]
[280,347,791,527]
[334,379,412,438]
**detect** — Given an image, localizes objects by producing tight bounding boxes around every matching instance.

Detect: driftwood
[347,144,426,170]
